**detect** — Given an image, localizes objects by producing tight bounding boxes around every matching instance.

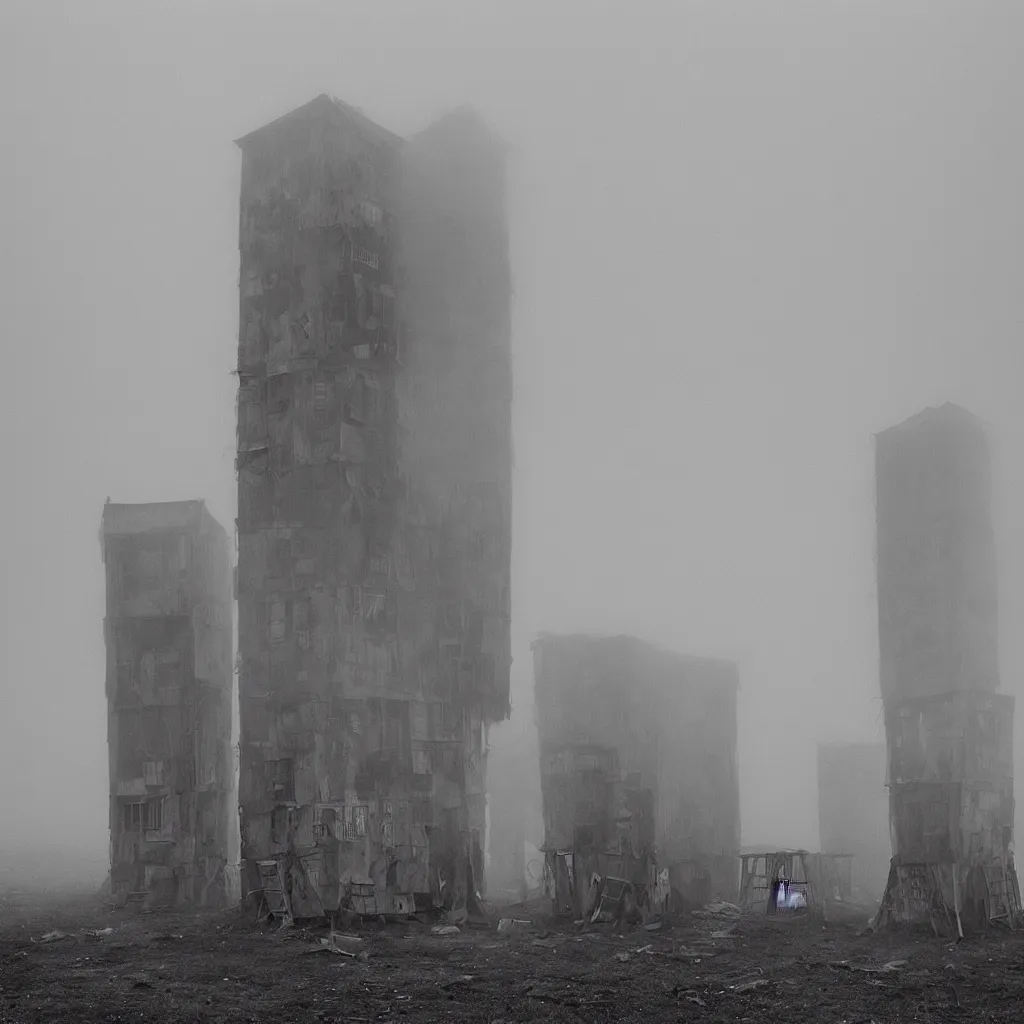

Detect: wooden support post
[952,864,964,940]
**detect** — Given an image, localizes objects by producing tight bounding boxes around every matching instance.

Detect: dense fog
[1,0,1022,887]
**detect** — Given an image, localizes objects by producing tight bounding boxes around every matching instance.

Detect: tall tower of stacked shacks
[234,96,512,919]
[101,501,234,908]
[533,634,739,918]
[875,404,1018,929]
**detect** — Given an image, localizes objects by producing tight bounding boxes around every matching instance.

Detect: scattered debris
[439,975,477,991]
[673,942,718,960]
[496,918,530,934]
[431,925,461,936]
[34,931,71,944]
[831,959,908,975]
[82,928,114,939]
[614,952,631,962]
[672,986,709,1008]
[328,933,365,955]
[524,985,614,1009]
[304,933,369,960]
[732,978,771,993]
[879,960,908,973]
[694,900,743,920]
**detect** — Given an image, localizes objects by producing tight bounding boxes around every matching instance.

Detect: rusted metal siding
[234,97,512,918]
[533,634,740,904]
[101,501,233,908]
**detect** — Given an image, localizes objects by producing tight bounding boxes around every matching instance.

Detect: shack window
[138,548,162,579]
[382,703,403,753]
[364,384,380,423]
[271,806,289,844]
[317,807,337,840]
[343,805,368,840]
[359,200,383,227]
[347,374,366,422]
[122,798,163,833]
[411,797,432,826]
[368,555,390,578]
[269,600,287,642]
[268,759,295,803]
[364,591,387,629]
[154,650,181,691]
[116,660,134,693]
[353,246,379,271]
[273,536,291,573]
[430,701,446,736]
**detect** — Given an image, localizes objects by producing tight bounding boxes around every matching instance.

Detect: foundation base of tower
[874,858,1020,935]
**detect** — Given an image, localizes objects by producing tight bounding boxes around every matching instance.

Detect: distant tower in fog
[876,402,999,703]
[101,501,233,908]
[874,404,1017,930]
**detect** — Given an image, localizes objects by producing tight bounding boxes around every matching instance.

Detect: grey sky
[1,0,1022,864]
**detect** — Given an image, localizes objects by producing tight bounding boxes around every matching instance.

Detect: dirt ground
[3,889,1024,1023]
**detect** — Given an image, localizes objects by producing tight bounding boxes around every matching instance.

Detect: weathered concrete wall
[875,403,999,703]
[533,634,740,902]
[234,96,512,918]
[101,500,233,908]
[817,742,889,899]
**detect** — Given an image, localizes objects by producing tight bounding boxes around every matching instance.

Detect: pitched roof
[101,499,224,538]
[235,93,404,150]
[531,631,737,682]
[414,105,509,154]
[876,401,988,440]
